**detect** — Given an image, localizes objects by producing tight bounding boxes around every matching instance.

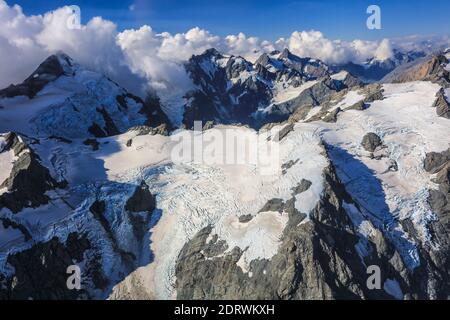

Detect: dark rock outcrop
[182,48,344,129]
[258,198,284,213]
[0,54,69,99]
[0,133,63,213]
[344,85,384,112]
[322,107,341,123]
[97,107,120,136]
[89,200,137,264]
[238,214,254,223]
[0,233,93,300]
[382,54,450,86]
[424,148,450,217]
[183,49,272,129]
[432,89,450,119]
[127,124,169,137]
[0,218,32,241]
[277,123,294,141]
[83,138,100,151]
[175,161,408,300]
[424,149,450,174]
[361,133,382,152]
[345,100,367,111]
[125,181,156,213]
[202,121,215,131]
[270,77,342,120]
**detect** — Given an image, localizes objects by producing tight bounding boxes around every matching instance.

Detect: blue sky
[10,0,450,40]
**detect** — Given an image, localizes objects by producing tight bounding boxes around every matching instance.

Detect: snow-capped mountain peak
[0,54,170,139]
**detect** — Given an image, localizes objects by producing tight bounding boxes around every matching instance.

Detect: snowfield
[108,79,449,298]
[108,124,327,299]
[312,81,448,268]
[1,68,449,300]
[271,80,318,105]
[0,59,148,139]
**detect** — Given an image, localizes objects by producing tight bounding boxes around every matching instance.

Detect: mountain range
[0,46,449,300]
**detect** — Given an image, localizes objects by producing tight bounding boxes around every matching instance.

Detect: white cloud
[0,2,144,93]
[117,25,193,92]
[373,38,393,61]
[158,27,221,61]
[279,30,394,64]
[225,32,274,62]
[0,1,448,99]
[0,1,46,88]
[391,34,450,53]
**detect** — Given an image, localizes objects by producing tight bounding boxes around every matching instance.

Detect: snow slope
[1,70,449,300]
[309,81,448,268]
[0,56,151,139]
[108,124,327,299]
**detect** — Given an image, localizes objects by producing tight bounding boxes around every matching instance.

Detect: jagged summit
[382,53,450,86]
[332,49,426,82]
[200,47,223,58]
[0,54,171,139]
[181,47,349,129]
[0,52,77,99]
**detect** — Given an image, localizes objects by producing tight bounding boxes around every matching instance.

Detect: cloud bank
[0,1,448,97]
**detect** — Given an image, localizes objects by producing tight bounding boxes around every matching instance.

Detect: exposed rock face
[289,84,381,124]
[127,123,170,137]
[202,121,215,131]
[425,149,450,218]
[346,100,367,111]
[406,149,450,299]
[175,162,409,300]
[382,54,450,86]
[128,125,153,136]
[183,49,272,129]
[96,107,120,136]
[87,96,170,138]
[151,123,169,136]
[83,138,100,151]
[334,49,425,82]
[277,123,294,141]
[182,48,348,129]
[125,181,156,213]
[428,167,450,217]
[322,107,341,123]
[256,48,330,82]
[0,233,93,300]
[432,89,450,119]
[137,94,172,131]
[0,54,68,99]
[268,77,343,121]
[238,214,253,223]
[0,53,172,139]
[364,87,385,103]
[424,149,450,173]
[0,133,63,213]
[258,198,284,213]
[361,133,383,152]
[174,145,450,300]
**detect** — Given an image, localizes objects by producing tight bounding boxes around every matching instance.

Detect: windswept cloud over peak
[0,1,448,97]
